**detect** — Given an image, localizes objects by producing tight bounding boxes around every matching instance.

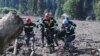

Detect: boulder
[0,12,24,54]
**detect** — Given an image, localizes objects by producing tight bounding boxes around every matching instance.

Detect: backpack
[67,21,76,32]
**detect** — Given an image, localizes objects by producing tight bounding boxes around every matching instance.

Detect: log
[0,12,24,54]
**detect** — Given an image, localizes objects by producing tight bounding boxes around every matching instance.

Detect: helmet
[25,17,31,24]
[44,12,51,20]
[62,18,69,26]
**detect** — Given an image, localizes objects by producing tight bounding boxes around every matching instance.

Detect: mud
[2,17,100,56]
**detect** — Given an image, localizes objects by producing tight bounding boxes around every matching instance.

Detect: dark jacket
[62,20,76,35]
[42,18,57,28]
[23,23,36,33]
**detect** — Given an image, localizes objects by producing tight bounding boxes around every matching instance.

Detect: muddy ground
[2,17,100,56]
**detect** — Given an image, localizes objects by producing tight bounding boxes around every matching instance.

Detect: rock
[0,12,24,54]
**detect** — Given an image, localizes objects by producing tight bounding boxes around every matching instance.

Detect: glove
[55,24,58,26]
[30,31,34,34]
[70,25,76,31]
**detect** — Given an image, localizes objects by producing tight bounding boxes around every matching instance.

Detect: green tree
[27,0,34,15]
[54,0,63,19]
[93,1,100,20]
[19,0,27,14]
[63,0,84,19]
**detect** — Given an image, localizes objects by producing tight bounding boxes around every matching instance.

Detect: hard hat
[25,17,31,24]
[44,12,51,20]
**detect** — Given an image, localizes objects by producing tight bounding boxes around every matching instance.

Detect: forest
[0,0,100,56]
[0,0,100,20]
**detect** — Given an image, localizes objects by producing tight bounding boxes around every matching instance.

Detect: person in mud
[37,16,45,48]
[38,12,58,48]
[23,17,37,46]
[61,14,76,49]
[42,12,58,53]
[50,16,59,46]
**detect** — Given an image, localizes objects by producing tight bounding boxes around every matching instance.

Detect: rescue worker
[23,17,37,46]
[37,17,45,48]
[42,12,58,53]
[61,14,76,49]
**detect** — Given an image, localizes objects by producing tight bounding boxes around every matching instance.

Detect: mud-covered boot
[41,42,45,48]
[64,42,70,51]
[52,44,55,53]
[49,46,52,54]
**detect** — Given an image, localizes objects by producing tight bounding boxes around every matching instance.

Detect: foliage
[0,7,17,14]
[63,0,85,19]
[0,0,99,21]
[93,0,100,20]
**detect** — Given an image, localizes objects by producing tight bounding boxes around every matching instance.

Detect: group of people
[23,12,77,53]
